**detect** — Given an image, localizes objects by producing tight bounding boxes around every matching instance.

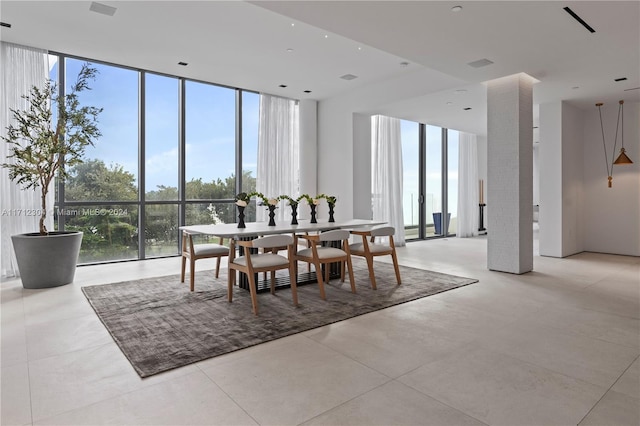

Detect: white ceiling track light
[596,100,632,188]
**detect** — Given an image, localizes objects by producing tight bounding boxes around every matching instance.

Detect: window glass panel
[145,73,178,200]
[185,81,235,200]
[241,92,258,196]
[425,125,442,236]
[145,204,179,257]
[447,129,459,236]
[400,120,419,239]
[62,204,138,263]
[64,59,138,202]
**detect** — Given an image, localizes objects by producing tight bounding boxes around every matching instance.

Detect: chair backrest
[370,226,395,237]
[251,234,294,249]
[318,229,350,242]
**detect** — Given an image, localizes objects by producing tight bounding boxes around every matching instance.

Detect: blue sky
[58,58,259,193]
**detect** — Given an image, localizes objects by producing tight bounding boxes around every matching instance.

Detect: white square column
[487,73,535,274]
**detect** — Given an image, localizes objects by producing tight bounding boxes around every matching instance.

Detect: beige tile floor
[1,233,639,425]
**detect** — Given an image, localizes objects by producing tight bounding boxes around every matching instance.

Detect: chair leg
[215,256,221,278]
[227,268,234,302]
[181,255,187,283]
[313,261,326,300]
[324,264,330,283]
[365,255,377,290]
[346,256,356,293]
[190,258,196,291]
[289,266,299,306]
[340,261,345,282]
[248,274,259,315]
[391,252,402,285]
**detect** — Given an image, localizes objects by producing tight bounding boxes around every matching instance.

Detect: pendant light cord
[597,104,611,178]
[612,102,622,161]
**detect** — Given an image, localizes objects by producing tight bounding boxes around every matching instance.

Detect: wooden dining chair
[294,229,356,300]
[349,226,401,290]
[227,234,298,315]
[181,230,229,291]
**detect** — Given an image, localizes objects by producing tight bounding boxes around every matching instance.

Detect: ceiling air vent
[0,22,11,28]
[340,74,358,81]
[89,2,117,16]
[467,58,494,68]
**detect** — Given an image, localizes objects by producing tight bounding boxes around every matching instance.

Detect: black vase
[290,204,298,225]
[268,205,276,226]
[328,203,335,223]
[237,205,246,228]
[310,204,317,224]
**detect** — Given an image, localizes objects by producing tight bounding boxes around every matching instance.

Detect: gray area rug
[82,260,478,378]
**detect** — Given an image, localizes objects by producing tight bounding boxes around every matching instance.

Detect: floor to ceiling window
[401,120,419,239]
[58,58,140,263]
[447,129,459,236]
[401,121,459,240]
[52,54,264,264]
[144,72,179,258]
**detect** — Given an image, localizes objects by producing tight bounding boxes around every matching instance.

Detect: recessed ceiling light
[279,84,288,88]
[357,47,362,51]
[304,90,312,94]
[454,89,467,94]
[286,48,294,53]
[178,61,188,66]
[463,107,472,111]
[614,77,628,82]
[400,61,409,67]
[89,1,117,16]
[291,23,295,27]
[340,74,358,81]
[446,102,453,105]
[324,35,329,39]
[0,22,11,28]
[451,5,463,12]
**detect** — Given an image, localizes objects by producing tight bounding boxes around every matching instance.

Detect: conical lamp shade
[613,148,633,165]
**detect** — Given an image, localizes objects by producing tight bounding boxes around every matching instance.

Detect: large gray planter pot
[11,231,83,289]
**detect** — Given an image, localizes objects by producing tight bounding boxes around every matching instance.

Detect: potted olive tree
[1,63,102,288]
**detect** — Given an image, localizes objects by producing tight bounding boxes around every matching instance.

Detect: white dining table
[179,218,386,239]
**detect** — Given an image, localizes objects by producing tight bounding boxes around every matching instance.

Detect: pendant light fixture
[613,100,632,165]
[596,100,632,188]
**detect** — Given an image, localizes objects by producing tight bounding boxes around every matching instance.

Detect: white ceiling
[1,1,638,136]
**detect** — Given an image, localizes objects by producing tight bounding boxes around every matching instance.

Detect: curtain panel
[371,115,405,246]
[256,94,300,222]
[457,131,479,237]
[1,42,51,278]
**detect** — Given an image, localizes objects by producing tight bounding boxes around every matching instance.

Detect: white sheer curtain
[371,115,405,246]
[256,94,299,222]
[457,131,479,237]
[1,42,51,278]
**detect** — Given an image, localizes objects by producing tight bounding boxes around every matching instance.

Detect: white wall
[583,101,640,256]
[539,102,563,257]
[561,102,584,256]
[352,113,372,219]
[539,101,585,257]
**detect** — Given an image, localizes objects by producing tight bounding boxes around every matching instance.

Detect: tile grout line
[576,353,640,425]
[193,365,262,426]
